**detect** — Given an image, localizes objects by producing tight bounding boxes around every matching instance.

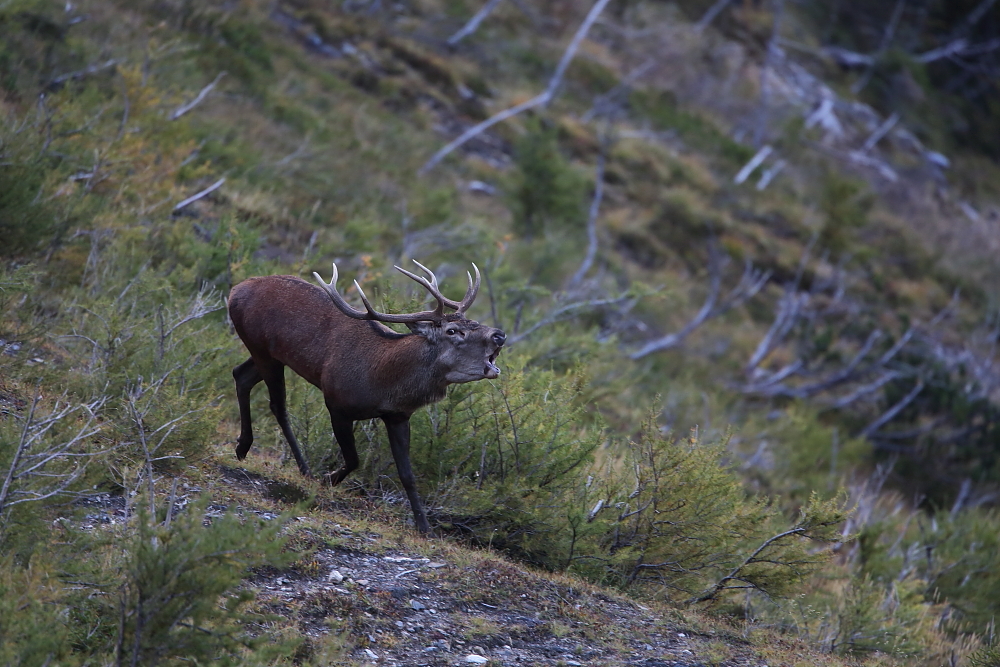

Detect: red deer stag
[227,261,505,533]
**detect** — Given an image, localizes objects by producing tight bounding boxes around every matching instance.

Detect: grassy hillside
[2,0,1000,664]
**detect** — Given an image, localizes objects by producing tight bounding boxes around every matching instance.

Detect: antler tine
[353,280,381,318]
[394,261,457,312]
[394,260,481,314]
[314,263,369,320]
[315,262,445,323]
[455,263,481,315]
[410,260,439,289]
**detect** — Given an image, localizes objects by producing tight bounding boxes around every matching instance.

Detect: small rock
[395,620,405,628]
[410,599,426,611]
[678,633,686,638]
[328,569,345,583]
[356,579,370,586]
[363,648,378,660]
[566,661,583,667]
[427,561,446,569]
[465,655,489,665]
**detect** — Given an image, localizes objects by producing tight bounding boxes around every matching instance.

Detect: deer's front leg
[382,414,431,534]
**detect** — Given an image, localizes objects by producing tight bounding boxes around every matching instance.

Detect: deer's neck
[380,336,450,413]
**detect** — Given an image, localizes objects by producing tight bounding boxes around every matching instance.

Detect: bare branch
[508,294,635,345]
[953,0,1000,38]
[159,288,224,360]
[756,159,786,190]
[754,0,785,147]
[447,0,505,46]
[745,290,808,374]
[915,37,1000,63]
[173,178,225,213]
[828,371,900,409]
[689,526,808,603]
[694,0,735,32]
[861,112,900,152]
[169,72,226,121]
[861,380,925,438]
[49,59,118,88]
[0,394,107,523]
[420,0,614,174]
[581,59,654,123]
[794,329,884,394]
[734,145,774,184]
[851,0,906,94]
[821,46,875,67]
[631,248,771,359]
[569,148,606,289]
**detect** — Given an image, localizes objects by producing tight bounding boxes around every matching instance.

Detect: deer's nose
[492,331,506,347]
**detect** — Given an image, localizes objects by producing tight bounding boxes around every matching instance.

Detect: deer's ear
[406,321,437,337]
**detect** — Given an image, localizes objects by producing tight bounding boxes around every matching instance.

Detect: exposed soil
[70,464,766,667]
[251,537,750,667]
[219,465,763,667]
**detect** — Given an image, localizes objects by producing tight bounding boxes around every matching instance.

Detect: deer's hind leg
[255,357,312,477]
[326,411,359,487]
[234,357,262,461]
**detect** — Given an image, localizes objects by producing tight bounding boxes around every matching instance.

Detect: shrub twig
[420,0,614,174]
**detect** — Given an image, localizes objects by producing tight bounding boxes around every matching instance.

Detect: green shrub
[576,417,849,602]
[0,552,79,666]
[779,573,944,658]
[0,153,59,258]
[971,645,1000,667]
[857,507,1000,636]
[353,352,603,566]
[508,118,588,239]
[114,499,296,666]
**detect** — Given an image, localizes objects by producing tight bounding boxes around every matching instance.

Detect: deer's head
[314,261,506,382]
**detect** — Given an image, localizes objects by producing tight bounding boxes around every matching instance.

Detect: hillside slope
[2,0,1000,664]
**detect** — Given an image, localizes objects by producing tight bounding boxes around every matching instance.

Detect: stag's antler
[313,260,480,322]
[393,260,480,315]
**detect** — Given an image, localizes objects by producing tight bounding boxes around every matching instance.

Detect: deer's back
[228,276,426,408]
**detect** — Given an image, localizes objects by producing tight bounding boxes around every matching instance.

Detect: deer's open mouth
[484,350,501,379]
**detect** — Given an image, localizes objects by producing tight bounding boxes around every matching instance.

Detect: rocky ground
[224,465,769,667]
[69,462,818,667]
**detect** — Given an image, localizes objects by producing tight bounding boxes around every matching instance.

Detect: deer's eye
[446,328,457,336]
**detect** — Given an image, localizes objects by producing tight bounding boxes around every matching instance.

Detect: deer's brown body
[228,263,504,533]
